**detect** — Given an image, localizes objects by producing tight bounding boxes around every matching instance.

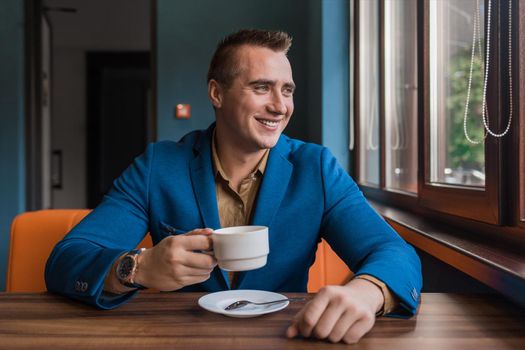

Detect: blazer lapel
[189,127,221,230]
[250,136,293,227]
[235,137,293,289]
[189,126,229,289]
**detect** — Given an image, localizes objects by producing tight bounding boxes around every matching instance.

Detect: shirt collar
[211,128,269,181]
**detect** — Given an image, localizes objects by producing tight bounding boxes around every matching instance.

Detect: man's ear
[208,79,223,109]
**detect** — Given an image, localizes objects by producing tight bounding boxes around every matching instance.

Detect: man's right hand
[131,228,217,291]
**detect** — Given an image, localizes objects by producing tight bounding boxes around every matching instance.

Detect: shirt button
[238,203,243,209]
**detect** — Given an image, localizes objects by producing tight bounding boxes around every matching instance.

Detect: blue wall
[156,0,350,158]
[0,0,26,291]
[156,0,322,144]
[321,0,349,170]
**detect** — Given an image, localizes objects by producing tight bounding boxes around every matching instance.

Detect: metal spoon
[224,297,306,311]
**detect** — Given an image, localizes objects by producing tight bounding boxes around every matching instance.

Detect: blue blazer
[45,124,422,315]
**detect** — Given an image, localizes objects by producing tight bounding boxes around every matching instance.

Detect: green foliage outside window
[446,45,485,172]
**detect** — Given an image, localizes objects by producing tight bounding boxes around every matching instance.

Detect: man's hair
[207,29,292,88]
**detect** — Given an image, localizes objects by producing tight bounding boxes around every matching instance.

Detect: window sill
[369,200,525,307]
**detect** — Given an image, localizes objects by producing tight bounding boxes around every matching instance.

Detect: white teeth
[259,119,278,127]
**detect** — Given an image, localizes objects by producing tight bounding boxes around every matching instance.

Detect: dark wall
[156,0,320,144]
[416,248,495,293]
[0,0,26,292]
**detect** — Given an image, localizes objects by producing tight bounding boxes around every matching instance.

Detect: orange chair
[309,241,354,292]
[6,210,152,292]
[6,210,351,292]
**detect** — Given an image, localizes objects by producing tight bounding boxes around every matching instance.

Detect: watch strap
[118,248,147,290]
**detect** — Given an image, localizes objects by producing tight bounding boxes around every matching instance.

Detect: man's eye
[283,88,294,96]
[254,85,269,92]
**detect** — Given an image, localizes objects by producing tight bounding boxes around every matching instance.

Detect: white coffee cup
[211,226,269,271]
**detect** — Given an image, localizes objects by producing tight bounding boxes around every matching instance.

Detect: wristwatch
[116,248,146,289]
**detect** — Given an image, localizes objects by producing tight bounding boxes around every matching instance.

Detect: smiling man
[46,29,422,344]
[208,36,295,192]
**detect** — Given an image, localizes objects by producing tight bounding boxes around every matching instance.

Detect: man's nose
[267,92,287,115]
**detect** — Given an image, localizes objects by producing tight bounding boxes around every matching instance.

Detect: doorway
[40,0,152,209]
[86,52,150,208]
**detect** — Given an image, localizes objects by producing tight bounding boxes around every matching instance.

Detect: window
[357,0,380,187]
[351,0,522,235]
[429,0,486,187]
[421,0,501,224]
[512,2,525,224]
[384,0,418,194]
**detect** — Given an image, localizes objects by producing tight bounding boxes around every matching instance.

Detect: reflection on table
[0,292,524,350]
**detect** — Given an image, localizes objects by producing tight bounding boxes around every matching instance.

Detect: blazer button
[75,281,81,291]
[81,281,88,292]
[411,287,418,301]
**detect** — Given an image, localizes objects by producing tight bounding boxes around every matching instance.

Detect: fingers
[178,229,217,268]
[286,305,306,338]
[287,303,370,344]
[341,315,375,344]
[326,310,359,343]
[160,267,213,291]
[142,229,219,291]
[286,323,299,338]
[288,293,330,338]
[179,229,214,251]
[184,228,213,236]
[162,253,216,291]
[312,302,345,340]
[182,249,217,269]
[286,285,377,344]
[175,264,215,277]
[162,233,217,268]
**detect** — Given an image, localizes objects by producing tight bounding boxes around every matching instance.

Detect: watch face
[117,256,134,280]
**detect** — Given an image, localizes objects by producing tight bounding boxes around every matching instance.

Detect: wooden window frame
[518,0,525,228]
[419,0,502,225]
[352,0,525,239]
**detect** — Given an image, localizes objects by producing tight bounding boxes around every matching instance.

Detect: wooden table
[0,292,524,350]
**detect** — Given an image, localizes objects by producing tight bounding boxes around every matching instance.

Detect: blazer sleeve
[319,147,422,317]
[44,143,155,309]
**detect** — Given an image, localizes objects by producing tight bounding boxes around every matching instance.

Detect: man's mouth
[256,118,280,128]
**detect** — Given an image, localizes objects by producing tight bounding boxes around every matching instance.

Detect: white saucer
[198,290,289,318]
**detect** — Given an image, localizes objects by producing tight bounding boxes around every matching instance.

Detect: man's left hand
[286,278,384,344]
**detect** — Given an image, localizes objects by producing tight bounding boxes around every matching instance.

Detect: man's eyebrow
[248,79,274,86]
[283,82,296,90]
[248,79,296,90]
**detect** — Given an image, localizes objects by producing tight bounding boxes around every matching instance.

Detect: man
[46,29,422,344]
